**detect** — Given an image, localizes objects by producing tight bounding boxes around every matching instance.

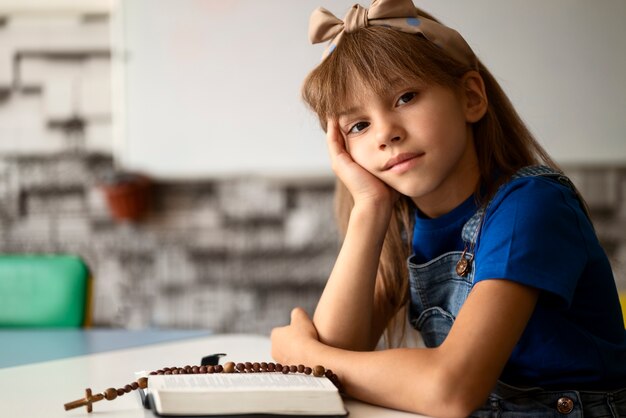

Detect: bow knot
[309,0,416,45]
[344,4,369,33]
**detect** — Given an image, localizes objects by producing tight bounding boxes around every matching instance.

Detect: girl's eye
[348,121,369,134]
[397,92,417,105]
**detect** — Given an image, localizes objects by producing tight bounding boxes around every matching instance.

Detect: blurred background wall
[0,0,624,333]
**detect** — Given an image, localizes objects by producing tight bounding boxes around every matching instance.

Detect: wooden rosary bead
[215,365,223,373]
[289,365,297,373]
[313,365,325,377]
[116,388,125,396]
[223,362,235,373]
[103,388,117,401]
[253,362,261,372]
[207,365,215,373]
[281,365,290,374]
[137,377,148,389]
[267,363,275,372]
[199,366,207,373]
[304,367,312,375]
[297,364,305,373]
[130,382,139,390]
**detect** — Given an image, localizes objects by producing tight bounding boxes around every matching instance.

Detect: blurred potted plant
[100,171,152,222]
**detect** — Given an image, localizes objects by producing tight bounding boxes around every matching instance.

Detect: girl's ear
[461,71,488,123]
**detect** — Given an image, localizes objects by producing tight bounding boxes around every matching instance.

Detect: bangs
[302,26,464,128]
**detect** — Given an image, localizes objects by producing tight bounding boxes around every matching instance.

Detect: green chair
[0,255,92,327]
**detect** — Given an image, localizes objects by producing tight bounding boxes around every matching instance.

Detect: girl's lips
[382,152,423,171]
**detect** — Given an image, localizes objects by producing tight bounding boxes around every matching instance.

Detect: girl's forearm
[300,340,481,418]
[313,202,392,350]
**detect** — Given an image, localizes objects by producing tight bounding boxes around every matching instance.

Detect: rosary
[64,360,341,413]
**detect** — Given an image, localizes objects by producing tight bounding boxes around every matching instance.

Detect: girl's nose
[378,136,401,151]
[376,118,403,150]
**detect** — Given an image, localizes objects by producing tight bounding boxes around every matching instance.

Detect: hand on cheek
[326,119,398,208]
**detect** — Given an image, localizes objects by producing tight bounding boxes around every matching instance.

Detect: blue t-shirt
[412,176,626,389]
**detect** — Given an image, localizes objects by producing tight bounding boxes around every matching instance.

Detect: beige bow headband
[309,0,477,68]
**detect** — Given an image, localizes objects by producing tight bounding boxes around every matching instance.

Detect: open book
[142,373,348,417]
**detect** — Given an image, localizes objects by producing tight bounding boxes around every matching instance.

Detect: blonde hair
[302,10,561,346]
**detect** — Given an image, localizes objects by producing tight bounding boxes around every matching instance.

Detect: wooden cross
[63,388,104,413]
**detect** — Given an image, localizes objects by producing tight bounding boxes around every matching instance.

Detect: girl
[271,1,626,417]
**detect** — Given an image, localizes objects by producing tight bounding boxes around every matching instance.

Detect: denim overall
[407,166,626,417]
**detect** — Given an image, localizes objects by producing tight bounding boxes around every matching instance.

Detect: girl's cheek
[348,149,368,168]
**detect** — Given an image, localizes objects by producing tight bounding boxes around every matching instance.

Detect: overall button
[556,396,574,414]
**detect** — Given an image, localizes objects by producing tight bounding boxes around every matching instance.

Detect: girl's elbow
[403,391,477,418]
[425,369,491,418]
[441,396,485,418]
[422,392,484,418]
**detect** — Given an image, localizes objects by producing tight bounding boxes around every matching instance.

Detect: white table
[0,332,428,418]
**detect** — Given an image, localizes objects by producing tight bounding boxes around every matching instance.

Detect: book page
[149,373,336,391]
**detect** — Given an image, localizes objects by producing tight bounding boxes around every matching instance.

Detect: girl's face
[336,75,485,218]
